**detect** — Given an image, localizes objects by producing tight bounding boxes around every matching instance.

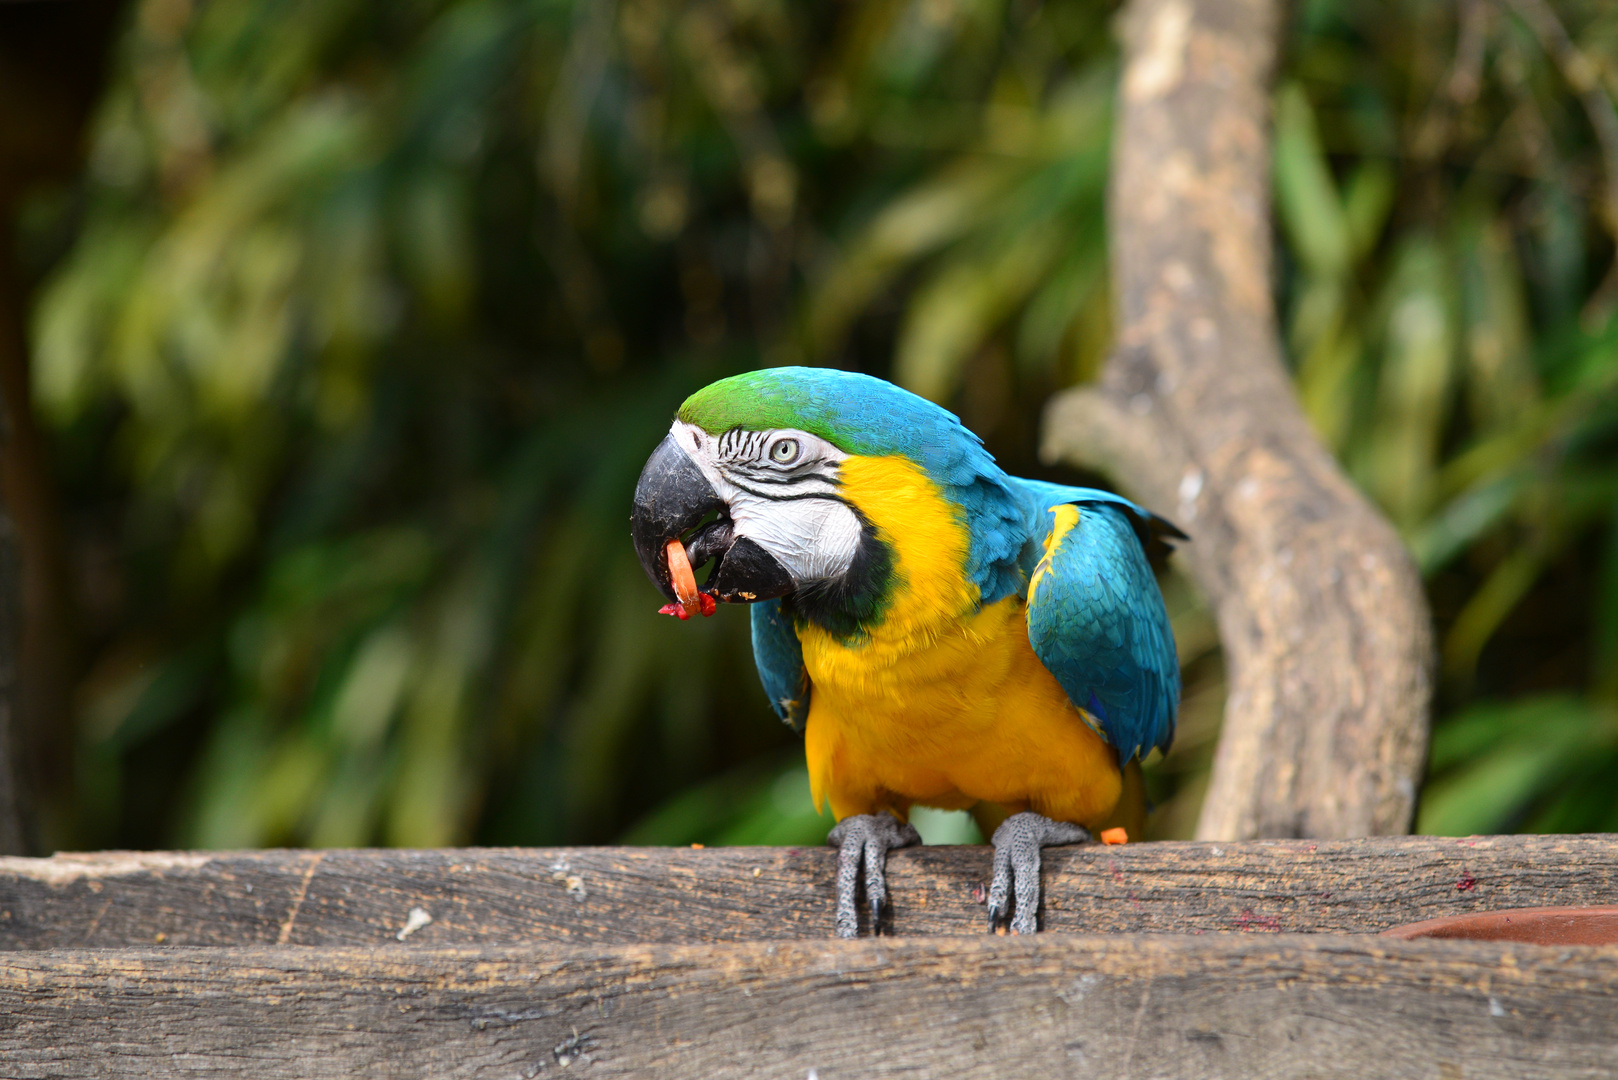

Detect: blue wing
[751,598,810,732]
[1018,482,1181,763]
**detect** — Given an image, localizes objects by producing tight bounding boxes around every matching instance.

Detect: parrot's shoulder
[920,442,1031,611]
[1009,479,1187,543]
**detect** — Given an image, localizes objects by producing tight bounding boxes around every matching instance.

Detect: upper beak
[631,433,726,604]
[630,432,796,607]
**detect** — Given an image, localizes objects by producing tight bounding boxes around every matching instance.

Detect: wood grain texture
[0,935,1614,1078]
[0,835,1612,948]
[1041,0,1434,840]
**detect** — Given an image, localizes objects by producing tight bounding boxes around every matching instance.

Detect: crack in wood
[276,851,325,946]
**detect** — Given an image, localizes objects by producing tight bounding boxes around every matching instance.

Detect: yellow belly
[800,594,1123,828]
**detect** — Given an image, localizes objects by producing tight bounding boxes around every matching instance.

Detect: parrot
[630,367,1182,936]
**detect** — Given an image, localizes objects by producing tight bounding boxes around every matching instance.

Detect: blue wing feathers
[751,598,810,731]
[1020,484,1181,762]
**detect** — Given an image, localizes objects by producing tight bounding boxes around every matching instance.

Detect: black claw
[825,811,920,938]
[986,811,1093,935]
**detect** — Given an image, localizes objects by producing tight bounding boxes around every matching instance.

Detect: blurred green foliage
[18,0,1618,850]
[1276,0,1618,834]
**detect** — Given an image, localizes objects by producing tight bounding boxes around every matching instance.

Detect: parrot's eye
[769,438,801,465]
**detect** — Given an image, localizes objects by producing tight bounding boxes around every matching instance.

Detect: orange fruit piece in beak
[666,538,703,619]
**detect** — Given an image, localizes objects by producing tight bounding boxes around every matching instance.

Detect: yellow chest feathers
[795,454,979,676]
[796,456,1120,824]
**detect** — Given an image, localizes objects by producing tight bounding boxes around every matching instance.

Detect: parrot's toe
[987,811,1090,934]
[826,812,921,938]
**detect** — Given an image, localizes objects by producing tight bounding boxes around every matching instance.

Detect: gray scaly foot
[987,811,1090,934]
[826,812,921,938]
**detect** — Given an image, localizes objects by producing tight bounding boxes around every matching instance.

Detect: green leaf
[1419,696,1611,836]
[1364,238,1455,527]
[1341,160,1393,260]
[894,225,1065,402]
[1410,474,1525,574]
[1441,545,1545,684]
[1273,82,1351,279]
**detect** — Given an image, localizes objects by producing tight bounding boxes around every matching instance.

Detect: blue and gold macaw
[631,368,1181,936]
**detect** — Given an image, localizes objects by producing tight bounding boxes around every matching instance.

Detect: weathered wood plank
[0,935,1613,1079]
[0,834,1612,948]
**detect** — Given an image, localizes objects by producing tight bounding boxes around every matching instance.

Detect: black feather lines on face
[718,424,894,641]
[717,426,839,499]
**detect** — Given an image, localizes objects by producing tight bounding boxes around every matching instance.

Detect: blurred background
[0,0,1615,854]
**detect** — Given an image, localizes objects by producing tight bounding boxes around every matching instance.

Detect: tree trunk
[0,0,127,852]
[0,216,35,856]
[1041,0,1434,838]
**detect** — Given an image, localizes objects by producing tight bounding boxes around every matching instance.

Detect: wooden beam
[0,934,1614,1078]
[0,835,1611,948]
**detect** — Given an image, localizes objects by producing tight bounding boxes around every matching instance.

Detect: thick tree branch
[0,0,125,851]
[1043,0,1434,838]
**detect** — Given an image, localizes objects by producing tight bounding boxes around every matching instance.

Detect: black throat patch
[784,505,895,642]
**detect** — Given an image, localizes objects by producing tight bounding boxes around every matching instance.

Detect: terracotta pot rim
[1381,905,1618,945]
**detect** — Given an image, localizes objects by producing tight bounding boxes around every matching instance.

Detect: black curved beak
[630,432,795,608]
[632,434,725,603]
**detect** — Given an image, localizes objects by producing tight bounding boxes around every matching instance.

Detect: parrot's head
[631,367,1005,631]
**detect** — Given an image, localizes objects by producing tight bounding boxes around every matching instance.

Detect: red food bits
[659,539,714,619]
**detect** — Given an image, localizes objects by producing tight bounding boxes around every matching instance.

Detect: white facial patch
[670,420,863,584]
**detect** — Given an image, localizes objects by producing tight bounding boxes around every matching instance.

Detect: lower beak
[630,433,795,608]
